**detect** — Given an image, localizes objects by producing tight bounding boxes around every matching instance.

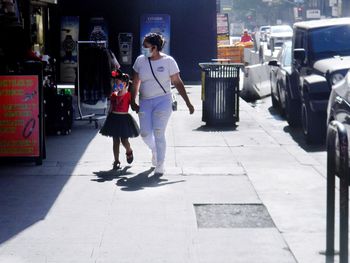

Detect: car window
[283,45,292,66]
[294,29,305,49]
[277,49,283,62]
[309,25,350,60]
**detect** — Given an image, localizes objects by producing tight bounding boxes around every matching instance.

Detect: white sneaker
[151,150,157,167]
[154,163,164,175]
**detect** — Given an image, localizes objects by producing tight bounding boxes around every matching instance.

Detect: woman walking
[131,33,194,176]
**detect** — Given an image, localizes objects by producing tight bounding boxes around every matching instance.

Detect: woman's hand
[187,102,194,114]
[171,73,195,115]
[131,71,141,113]
[131,101,140,113]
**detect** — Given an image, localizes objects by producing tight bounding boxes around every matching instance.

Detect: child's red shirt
[110,91,131,112]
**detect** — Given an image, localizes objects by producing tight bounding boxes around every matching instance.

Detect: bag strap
[148,57,167,94]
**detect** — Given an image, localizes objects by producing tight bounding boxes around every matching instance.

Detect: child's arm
[108,98,112,113]
[108,94,115,113]
[131,70,140,112]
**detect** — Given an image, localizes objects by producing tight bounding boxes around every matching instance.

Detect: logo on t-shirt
[157,66,165,72]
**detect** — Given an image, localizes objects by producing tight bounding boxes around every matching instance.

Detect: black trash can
[199,62,242,126]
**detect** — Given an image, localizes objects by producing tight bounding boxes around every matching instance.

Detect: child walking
[100,70,140,170]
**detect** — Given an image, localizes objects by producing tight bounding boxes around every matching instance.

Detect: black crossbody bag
[148,58,177,111]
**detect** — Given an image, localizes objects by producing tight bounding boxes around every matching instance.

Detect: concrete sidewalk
[0,85,334,263]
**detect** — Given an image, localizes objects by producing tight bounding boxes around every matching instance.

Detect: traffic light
[297,6,303,17]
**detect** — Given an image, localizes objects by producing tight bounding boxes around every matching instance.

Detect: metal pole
[76,41,83,118]
[338,123,349,263]
[327,121,349,262]
[326,123,336,255]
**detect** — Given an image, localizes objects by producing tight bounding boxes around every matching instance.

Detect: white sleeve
[133,56,141,73]
[168,56,180,76]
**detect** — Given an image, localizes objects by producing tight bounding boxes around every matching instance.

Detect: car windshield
[271,25,292,33]
[284,43,292,66]
[309,25,350,60]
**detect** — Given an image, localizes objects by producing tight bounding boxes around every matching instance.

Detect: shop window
[0,0,21,26]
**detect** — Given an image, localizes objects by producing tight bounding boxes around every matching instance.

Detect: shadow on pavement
[194,124,237,132]
[0,175,70,244]
[116,168,185,191]
[283,126,326,153]
[325,258,336,263]
[92,166,133,182]
[265,106,326,153]
[267,106,287,121]
[0,123,100,245]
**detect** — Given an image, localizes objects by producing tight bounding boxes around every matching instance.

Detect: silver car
[259,25,270,42]
[267,25,293,50]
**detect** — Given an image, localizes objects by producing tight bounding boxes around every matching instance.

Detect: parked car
[259,25,270,42]
[290,17,350,143]
[268,41,292,116]
[267,25,293,50]
[327,70,350,165]
[327,70,350,128]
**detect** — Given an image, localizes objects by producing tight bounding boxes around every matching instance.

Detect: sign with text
[217,13,230,46]
[140,14,171,55]
[0,75,40,157]
[306,9,321,19]
[217,13,229,35]
[60,16,79,83]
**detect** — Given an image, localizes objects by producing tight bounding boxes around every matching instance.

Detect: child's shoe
[126,151,133,164]
[113,161,121,170]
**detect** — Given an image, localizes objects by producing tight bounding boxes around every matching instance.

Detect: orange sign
[0,75,40,157]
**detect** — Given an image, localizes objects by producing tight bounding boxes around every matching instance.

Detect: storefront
[0,0,58,164]
[55,0,217,82]
[0,0,217,164]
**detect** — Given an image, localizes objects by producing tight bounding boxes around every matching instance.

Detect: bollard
[326,120,349,263]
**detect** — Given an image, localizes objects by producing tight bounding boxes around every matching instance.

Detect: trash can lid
[199,62,244,69]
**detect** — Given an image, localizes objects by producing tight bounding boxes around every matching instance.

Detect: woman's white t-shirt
[133,54,180,99]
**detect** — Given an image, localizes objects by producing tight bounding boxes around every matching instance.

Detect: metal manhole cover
[194,204,275,228]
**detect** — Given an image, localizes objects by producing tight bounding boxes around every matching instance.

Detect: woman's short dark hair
[143,33,165,51]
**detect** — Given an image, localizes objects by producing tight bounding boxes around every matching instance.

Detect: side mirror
[294,48,306,64]
[268,60,280,67]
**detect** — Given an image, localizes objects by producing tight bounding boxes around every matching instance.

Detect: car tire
[301,96,326,144]
[271,76,279,108]
[271,93,279,108]
[285,89,301,127]
[277,83,285,116]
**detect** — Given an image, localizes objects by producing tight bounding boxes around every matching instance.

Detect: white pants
[138,94,172,166]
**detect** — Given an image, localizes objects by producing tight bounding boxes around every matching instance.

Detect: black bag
[148,58,177,111]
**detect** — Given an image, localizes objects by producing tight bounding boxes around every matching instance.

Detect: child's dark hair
[143,33,165,51]
[112,69,130,84]
[119,73,130,84]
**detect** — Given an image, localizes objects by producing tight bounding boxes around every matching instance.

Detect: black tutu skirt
[100,113,140,138]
